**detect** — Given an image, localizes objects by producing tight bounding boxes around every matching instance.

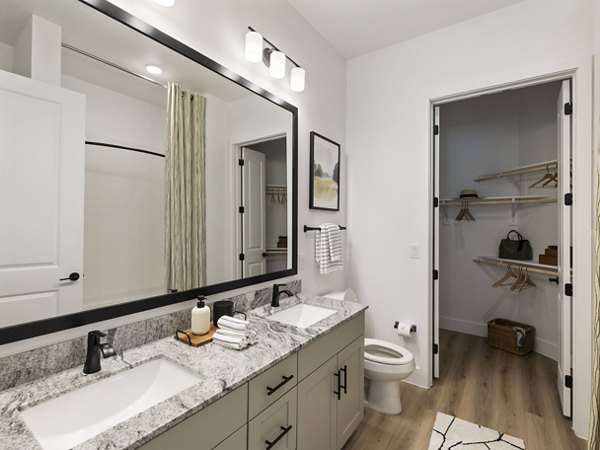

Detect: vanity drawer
[213,425,247,450]
[298,313,364,381]
[248,387,297,450]
[138,384,248,450]
[249,353,297,419]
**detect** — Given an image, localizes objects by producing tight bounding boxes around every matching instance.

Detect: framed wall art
[309,131,340,211]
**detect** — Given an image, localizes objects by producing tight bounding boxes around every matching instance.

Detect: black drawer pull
[333,370,341,400]
[265,425,292,449]
[340,365,347,394]
[266,374,294,396]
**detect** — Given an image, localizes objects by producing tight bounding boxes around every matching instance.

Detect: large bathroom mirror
[0,0,297,343]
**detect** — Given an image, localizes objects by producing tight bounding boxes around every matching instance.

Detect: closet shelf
[440,195,557,207]
[474,256,558,276]
[474,160,558,183]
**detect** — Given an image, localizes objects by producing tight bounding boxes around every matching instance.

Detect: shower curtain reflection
[164,83,207,292]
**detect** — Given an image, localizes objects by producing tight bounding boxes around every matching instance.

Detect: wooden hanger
[529,166,557,188]
[455,201,476,221]
[492,265,517,288]
[518,267,536,291]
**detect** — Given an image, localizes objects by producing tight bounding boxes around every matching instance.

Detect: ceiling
[285,0,527,59]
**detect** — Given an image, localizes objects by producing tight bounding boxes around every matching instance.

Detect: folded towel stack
[213,316,256,350]
[315,223,344,274]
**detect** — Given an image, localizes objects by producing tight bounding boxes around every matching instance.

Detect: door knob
[60,272,80,282]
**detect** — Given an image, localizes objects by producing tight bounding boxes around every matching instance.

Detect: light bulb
[245,31,263,63]
[269,50,286,79]
[290,67,305,92]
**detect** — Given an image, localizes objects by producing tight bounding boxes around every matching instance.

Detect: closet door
[432,106,440,379]
[557,79,572,417]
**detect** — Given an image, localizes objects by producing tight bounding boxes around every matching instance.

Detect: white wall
[61,74,167,308]
[347,0,593,437]
[439,83,560,361]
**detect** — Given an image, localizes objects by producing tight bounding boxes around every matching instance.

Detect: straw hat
[459,189,478,198]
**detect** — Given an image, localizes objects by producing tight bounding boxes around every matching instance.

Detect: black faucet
[83,330,116,374]
[271,283,294,307]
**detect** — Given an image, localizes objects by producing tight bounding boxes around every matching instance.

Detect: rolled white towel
[216,328,246,339]
[214,340,243,350]
[213,330,246,350]
[217,316,249,331]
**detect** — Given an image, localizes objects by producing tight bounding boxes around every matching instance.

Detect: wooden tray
[175,324,217,347]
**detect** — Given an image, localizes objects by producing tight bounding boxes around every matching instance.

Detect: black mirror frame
[0,0,298,345]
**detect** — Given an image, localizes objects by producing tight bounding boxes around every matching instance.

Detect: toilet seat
[364,338,413,366]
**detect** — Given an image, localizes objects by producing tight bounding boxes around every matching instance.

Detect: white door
[557,79,573,417]
[242,147,266,277]
[0,70,85,327]
[433,106,440,379]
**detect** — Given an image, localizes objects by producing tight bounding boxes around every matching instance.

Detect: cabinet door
[213,425,247,450]
[336,336,364,449]
[248,387,297,450]
[297,355,337,450]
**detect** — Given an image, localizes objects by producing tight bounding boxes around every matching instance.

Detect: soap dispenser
[191,296,210,335]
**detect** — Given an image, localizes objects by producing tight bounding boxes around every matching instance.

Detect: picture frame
[309,131,341,211]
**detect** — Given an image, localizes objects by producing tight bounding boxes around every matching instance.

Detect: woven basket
[487,318,535,355]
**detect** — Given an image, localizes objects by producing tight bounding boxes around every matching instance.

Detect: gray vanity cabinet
[297,314,365,450]
[248,387,297,450]
[137,384,248,450]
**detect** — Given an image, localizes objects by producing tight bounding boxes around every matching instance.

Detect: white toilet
[324,289,416,415]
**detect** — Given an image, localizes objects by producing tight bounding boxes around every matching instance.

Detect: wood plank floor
[343,329,586,450]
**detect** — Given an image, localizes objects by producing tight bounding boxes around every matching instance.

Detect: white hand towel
[215,328,246,338]
[315,223,343,274]
[213,330,247,350]
[217,316,248,331]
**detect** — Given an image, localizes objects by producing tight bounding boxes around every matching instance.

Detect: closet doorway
[233,135,288,279]
[431,78,573,419]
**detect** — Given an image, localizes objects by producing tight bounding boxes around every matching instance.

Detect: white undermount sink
[20,357,201,450]
[267,303,337,328]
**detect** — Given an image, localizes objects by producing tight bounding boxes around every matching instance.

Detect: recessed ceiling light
[153,0,175,6]
[145,64,163,75]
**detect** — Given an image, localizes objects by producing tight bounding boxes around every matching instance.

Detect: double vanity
[0,295,366,449]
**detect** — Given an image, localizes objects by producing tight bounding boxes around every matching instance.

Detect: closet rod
[475,160,558,182]
[474,257,558,276]
[304,225,346,232]
[62,42,167,89]
[440,197,556,207]
[86,141,165,158]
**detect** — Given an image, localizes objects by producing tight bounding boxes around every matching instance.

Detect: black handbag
[498,230,533,260]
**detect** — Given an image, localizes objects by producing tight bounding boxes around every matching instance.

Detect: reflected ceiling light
[153,0,175,6]
[245,26,305,92]
[145,64,163,75]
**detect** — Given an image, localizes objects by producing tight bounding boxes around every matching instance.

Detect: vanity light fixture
[245,26,305,92]
[153,0,175,6]
[145,64,163,75]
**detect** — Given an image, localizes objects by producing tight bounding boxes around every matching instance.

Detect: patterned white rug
[428,412,525,449]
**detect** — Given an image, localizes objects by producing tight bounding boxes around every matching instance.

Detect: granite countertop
[0,294,367,450]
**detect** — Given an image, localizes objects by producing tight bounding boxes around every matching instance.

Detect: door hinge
[433,197,439,208]
[433,269,439,280]
[564,103,573,115]
[239,253,245,261]
[565,283,573,297]
[433,343,439,355]
[565,374,573,389]
[433,124,439,135]
[564,193,573,206]
[238,158,245,166]
[238,206,245,214]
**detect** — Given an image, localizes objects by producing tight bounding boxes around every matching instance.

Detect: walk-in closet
[432,79,573,419]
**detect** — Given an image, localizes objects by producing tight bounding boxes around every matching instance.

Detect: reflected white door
[557,79,573,417]
[242,147,266,277]
[0,70,85,327]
